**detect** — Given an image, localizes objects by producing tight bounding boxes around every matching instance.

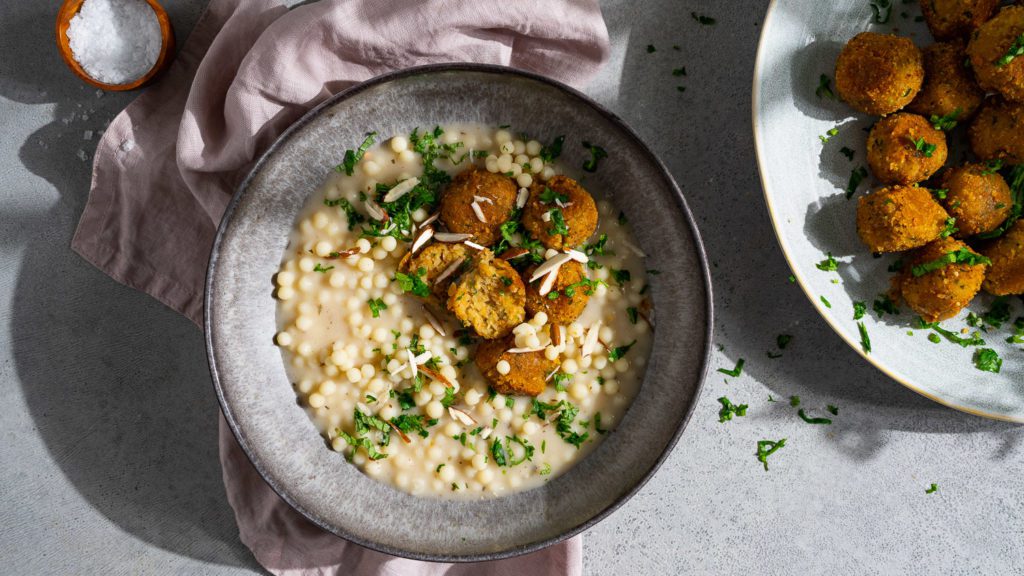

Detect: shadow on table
[1,2,262,572]
[606,0,1022,459]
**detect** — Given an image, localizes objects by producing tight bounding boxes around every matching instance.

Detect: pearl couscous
[274,125,653,498]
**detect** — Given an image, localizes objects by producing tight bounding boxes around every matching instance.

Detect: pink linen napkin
[70,0,610,574]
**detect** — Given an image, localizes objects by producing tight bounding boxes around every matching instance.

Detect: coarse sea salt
[66,0,161,85]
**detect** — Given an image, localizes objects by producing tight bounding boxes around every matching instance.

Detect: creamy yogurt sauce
[273,124,653,498]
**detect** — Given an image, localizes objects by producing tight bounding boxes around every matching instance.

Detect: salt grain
[67,0,161,85]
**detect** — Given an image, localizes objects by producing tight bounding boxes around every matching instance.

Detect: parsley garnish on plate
[335,131,377,176]
[756,438,786,471]
[816,252,838,271]
[826,404,839,415]
[582,141,608,172]
[797,408,832,425]
[777,334,793,349]
[939,217,958,238]
[539,135,565,163]
[820,295,832,308]
[911,248,991,277]
[819,127,839,144]
[789,395,801,407]
[610,268,631,286]
[816,74,836,100]
[846,166,868,199]
[646,44,656,53]
[995,32,1024,67]
[858,321,871,353]
[313,263,334,273]
[717,397,749,423]
[608,340,637,362]
[547,208,570,236]
[973,348,1002,373]
[672,67,687,77]
[394,267,430,297]
[978,165,1024,239]
[911,136,937,158]
[538,187,569,204]
[915,318,986,347]
[691,11,716,25]
[930,109,960,131]
[367,297,388,318]
[925,483,939,494]
[853,301,867,320]
[717,358,744,377]
[873,295,899,317]
[627,307,639,324]
[840,146,855,160]
[981,159,1004,176]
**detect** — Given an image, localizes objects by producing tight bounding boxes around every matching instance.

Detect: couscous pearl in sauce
[274,125,653,499]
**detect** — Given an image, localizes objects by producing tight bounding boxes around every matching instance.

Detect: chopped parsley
[717,396,749,423]
[394,267,430,297]
[939,217,958,238]
[978,165,1024,240]
[646,44,656,53]
[789,395,801,407]
[627,307,639,324]
[581,141,608,172]
[490,437,508,466]
[911,136,937,158]
[323,197,365,230]
[390,414,433,439]
[313,263,334,273]
[982,297,1011,329]
[367,297,388,318]
[594,412,608,435]
[820,295,832,308]
[973,348,1002,373]
[820,127,839,144]
[797,408,832,425]
[915,318,986,347]
[672,67,687,77]
[846,166,868,199]
[547,208,570,236]
[691,11,716,25]
[610,268,631,286]
[538,187,569,204]
[826,404,839,415]
[717,358,744,377]
[981,159,1004,176]
[335,131,377,176]
[853,300,867,320]
[539,463,552,475]
[1007,317,1024,345]
[872,295,899,317]
[995,32,1024,67]
[756,439,786,471]
[840,146,855,160]
[816,74,836,100]
[858,321,871,354]
[777,334,793,349]
[608,340,637,362]
[930,188,948,200]
[815,252,838,271]
[925,483,938,494]
[930,109,960,131]
[539,135,565,163]
[910,248,990,277]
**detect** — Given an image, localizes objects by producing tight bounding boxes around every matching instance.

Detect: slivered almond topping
[448,407,476,426]
[530,252,572,282]
[473,195,494,204]
[516,187,529,209]
[413,350,433,365]
[550,324,562,346]
[424,307,446,336]
[538,269,558,296]
[324,247,360,259]
[555,198,566,208]
[434,232,473,242]
[464,240,486,251]
[545,368,559,382]
[479,427,494,439]
[582,323,601,357]
[540,211,551,222]
[418,364,454,388]
[434,257,465,285]
[507,346,546,354]
[420,212,440,228]
[380,221,397,235]
[382,177,420,203]
[499,248,530,261]
[407,348,419,372]
[365,199,388,222]
[411,227,434,254]
[387,420,412,443]
[566,249,588,263]
[471,201,487,223]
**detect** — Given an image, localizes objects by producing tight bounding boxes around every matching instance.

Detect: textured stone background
[1,1,1021,574]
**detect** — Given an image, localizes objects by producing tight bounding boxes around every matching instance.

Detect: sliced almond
[434,232,473,242]
[325,247,360,260]
[507,346,546,354]
[434,257,466,285]
[407,348,419,373]
[413,350,434,365]
[464,240,486,251]
[582,323,601,357]
[538,269,559,297]
[473,195,494,205]
[418,364,454,388]
[471,201,487,223]
[382,177,420,203]
[545,368,559,382]
[365,199,388,222]
[566,249,588,263]
[540,211,551,222]
[420,212,440,228]
[411,227,434,254]
[479,427,494,440]
[529,252,572,282]
[516,187,529,209]
[424,307,447,336]
[499,248,530,260]
[386,420,412,444]
[550,324,562,347]
[448,406,476,426]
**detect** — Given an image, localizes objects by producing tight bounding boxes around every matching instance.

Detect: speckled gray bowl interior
[206,64,711,561]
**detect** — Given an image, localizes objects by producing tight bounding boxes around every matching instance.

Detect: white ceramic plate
[753,0,1024,421]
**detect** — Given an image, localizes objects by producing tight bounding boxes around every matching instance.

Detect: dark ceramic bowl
[205,64,712,561]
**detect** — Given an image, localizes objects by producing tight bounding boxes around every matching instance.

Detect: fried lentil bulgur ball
[521,175,598,250]
[399,242,471,299]
[907,41,986,121]
[867,113,949,185]
[980,220,1024,295]
[936,163,1013,237]
[968,98,1024,163]
[966,5,1024,102]
[439,167,517,246]
[920,0,1000,41]
[857,185,951,253]
[898,237,987,321]
[523,260,591,325]
[475,335,558,397]
[447,249,525,339]
[835,32,925,115]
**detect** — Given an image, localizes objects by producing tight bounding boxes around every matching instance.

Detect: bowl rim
[205,62,715,561]
[750,0,1023,423]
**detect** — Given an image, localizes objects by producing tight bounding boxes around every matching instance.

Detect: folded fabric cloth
[70,0,609,574]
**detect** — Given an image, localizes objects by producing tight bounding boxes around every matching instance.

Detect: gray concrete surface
[1,1,1021,574]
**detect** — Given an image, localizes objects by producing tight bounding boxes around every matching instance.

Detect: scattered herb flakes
[887,258,904,273]
[911,136,937,158]
[982,296,1011,329]
[789,395,801,407]
[777,334,793,349]
[826,404,839,415]
[840,146,855,160]
[797,408,833,425]
[313,263,334,273]
[872,295,899,317]
[973,348,1002,373]
[394,268,430,297]
[691,12,716,25]
[911,248,991,277]
[717,358,745,378]
[581,141,608,172]
[611,268,632,286]
[608,340,637,362]
[367,297,388,318]
[858,321,872,354]
[939,217,959,238]
[981,159,1004,176]
[995,32,1024,67]
[672,67,688,77]
[627,307,639,325]
[820,295,832,308]
[846,166,868,199]
[717,397,749,423]
[646,44,657,53]
[916,318,986,347]
[930,188,949,201]
[538,187,569,204]
[978,165,1024,239]
[756,438,786,471]
[853,300,867,320]
[436,463,445,473]
[816,252,839,272]
[925,483,939,494]
[539,135,566,163]
[335,131,377,176]
[1007,317,1024,345]
[816,74,836,100]
[928,332,942,344]
[788,274,796,283]
[819,127,839,144]
[547,208,570,236]
[930,109,960,131]
[539,463,552,475]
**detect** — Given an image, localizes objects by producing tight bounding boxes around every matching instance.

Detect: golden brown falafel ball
[835,32,925,115]
[898,237,987,321]
[907,41,986,121]
[439,168,517,246]
[857,185,951,253]
[966,5,1024,102]
[521,176,599,250]
[474,335,559,397]
[920,0,1001,41]
[523,260,592,325]
[447,250,525,339]
[936,163,1013,237]
[867,113,949,185]
[400,242,471,299]
[968,98,1024,163]
[980,220,1024,295]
